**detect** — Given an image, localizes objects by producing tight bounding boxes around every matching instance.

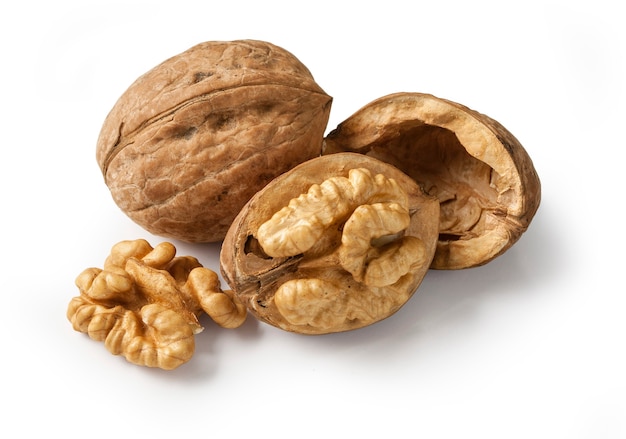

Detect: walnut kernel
[67,239,246,370]
[220,153,440,335]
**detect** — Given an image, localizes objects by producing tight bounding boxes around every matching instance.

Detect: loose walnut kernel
[220,153,440,335]
[67,239,246,370]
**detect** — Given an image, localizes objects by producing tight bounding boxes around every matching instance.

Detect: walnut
[97,40,332,243]
[220,153,440,334]
[323,92,541,269]
[67,239,246,370]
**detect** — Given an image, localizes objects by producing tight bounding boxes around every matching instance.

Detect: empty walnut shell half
[97,40,332,242]
[220,153,440,335]
[323,92,541,269]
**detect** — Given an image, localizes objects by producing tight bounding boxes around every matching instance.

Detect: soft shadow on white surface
[44,180,567,397]
[312,205,560,349]
[173,313,264,379]
[109,202,563,384]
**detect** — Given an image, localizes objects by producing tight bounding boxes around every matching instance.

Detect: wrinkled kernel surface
[67,239,246,370]
[256,168,428,330]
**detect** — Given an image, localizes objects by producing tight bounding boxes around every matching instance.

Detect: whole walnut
[323,92,541,269]
[220,153,440,334]
[97,40,332,242]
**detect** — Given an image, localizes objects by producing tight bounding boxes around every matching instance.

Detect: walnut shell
[97,40,332,242]
[323,93,541,269]
[220,153,440,335]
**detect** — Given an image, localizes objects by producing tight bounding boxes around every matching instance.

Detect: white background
[2,1,624,437]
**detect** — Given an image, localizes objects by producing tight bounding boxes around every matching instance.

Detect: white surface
[2,1,624,438]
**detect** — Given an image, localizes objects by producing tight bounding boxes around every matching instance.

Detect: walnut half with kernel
[97,40,332,243]
[220,153,440,335]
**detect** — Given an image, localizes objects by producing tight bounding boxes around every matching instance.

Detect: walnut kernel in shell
[97,40,332,243]
[220,153,440,335]
[323,92,541,269]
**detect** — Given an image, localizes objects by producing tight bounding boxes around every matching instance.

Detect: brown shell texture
[323,92,541,270]
[97,40,332,243]
[220,153,440,335]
